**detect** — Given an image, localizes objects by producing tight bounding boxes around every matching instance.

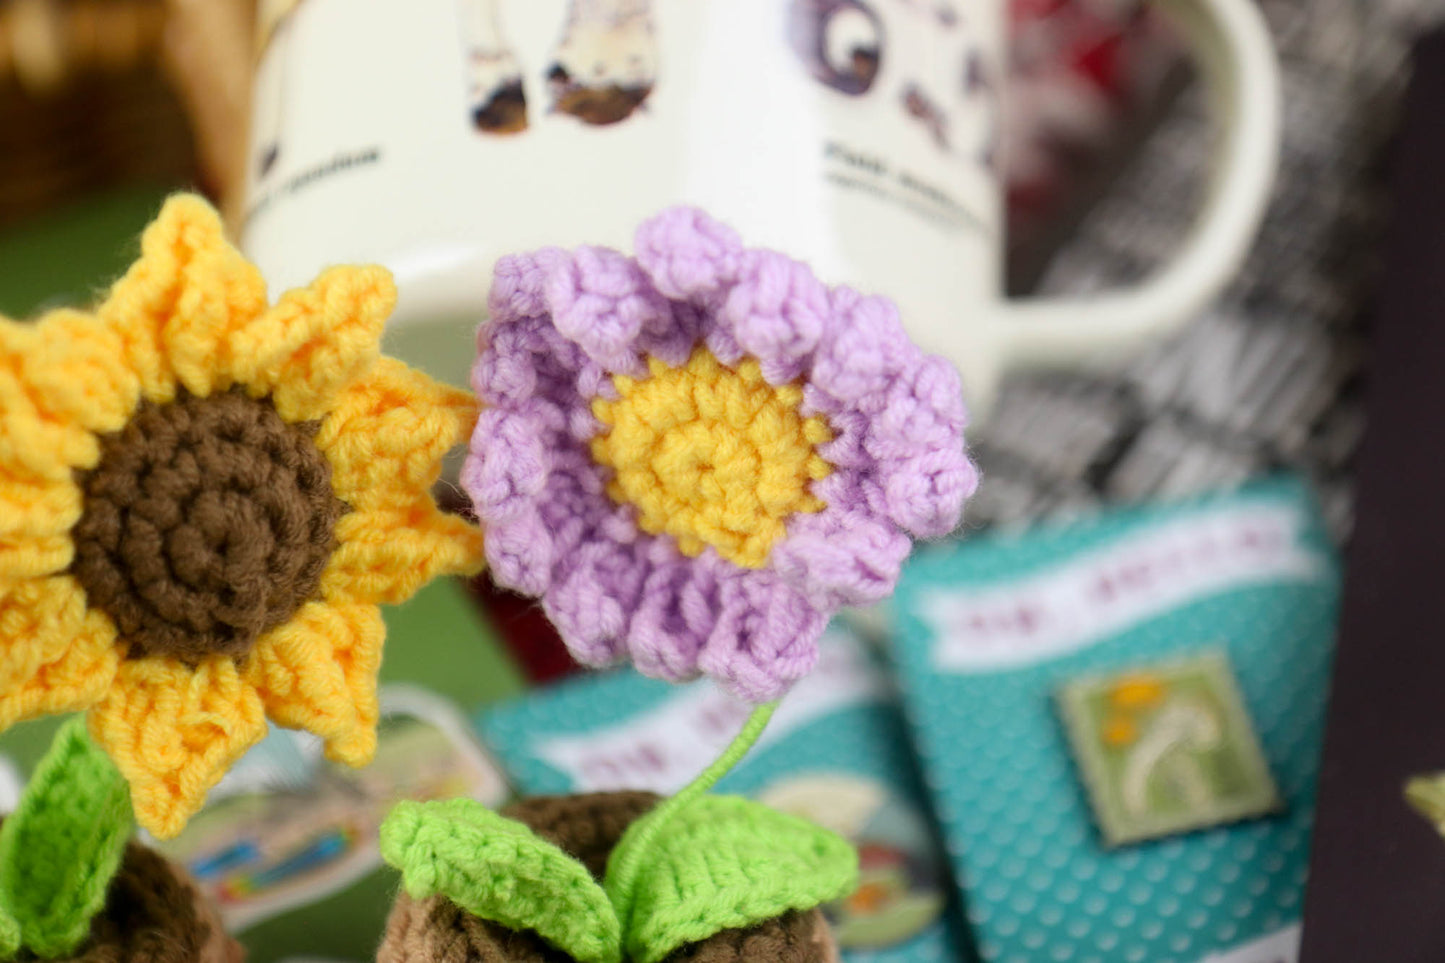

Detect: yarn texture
[0,717,131,958]
[70,390,345,662]
[463,207,977,702]
[509,793,659,880]
[378,792,838,963]
[70,841,241,963]
[610,794,856,963]
[0,194,484,838]
[0,815,239,963]
[381,798,623,963]
[592,352,831,569]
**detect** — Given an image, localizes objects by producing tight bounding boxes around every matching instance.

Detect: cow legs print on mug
[456,0,530,133]
[547,0,658,125]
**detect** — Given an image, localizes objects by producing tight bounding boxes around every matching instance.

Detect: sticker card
[1057,650,1283,846]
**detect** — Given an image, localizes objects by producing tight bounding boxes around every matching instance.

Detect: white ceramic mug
[241,0,1279,415]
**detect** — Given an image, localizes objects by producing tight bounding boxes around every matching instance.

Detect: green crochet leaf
[0,716,133,959]
[605,794,859,963]
[379,798,622,963]
[0,903,19,959]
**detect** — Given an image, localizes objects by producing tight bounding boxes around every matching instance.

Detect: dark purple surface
[1299,26,1445,963]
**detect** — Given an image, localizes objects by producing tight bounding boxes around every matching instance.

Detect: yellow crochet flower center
[591,349,833,569]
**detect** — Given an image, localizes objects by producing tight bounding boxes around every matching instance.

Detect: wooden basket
[0,0,254,229]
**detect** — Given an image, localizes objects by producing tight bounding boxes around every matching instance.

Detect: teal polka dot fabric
[889,477,1338,963]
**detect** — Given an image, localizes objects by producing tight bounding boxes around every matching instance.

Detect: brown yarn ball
[662,911,835,963]
[378,792,837,963]
[502,791,661,881]
[378,894,572,963]
[67,840,242,963]
[70,389,345,662]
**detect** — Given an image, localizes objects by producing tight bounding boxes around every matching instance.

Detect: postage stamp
[1057,650,1282,846]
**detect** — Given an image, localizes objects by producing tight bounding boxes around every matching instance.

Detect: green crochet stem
[604,701,778,925]
[0,717,134,959]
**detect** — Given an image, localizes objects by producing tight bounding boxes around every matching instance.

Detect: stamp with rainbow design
[1057,650,1283,846]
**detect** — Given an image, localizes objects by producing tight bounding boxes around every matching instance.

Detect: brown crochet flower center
[71,389,345,662]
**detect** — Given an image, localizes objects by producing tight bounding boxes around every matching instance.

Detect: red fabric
[1004,0,1177,251]
[465,575,581,684]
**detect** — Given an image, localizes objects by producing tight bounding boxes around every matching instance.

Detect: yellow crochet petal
[0,577,120,731]
[320,500,484,606]
[0,472,81,582]
[230,265,395,423]
[0,309,134,574]
[0,322,98,481]
[318,356,478,510]
[95,194,268,401]
[245,601,384,767]
[14,308,142,436]
[88,656,268,839]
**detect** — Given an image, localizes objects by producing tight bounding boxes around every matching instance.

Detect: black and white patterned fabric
[976,0,1442,542]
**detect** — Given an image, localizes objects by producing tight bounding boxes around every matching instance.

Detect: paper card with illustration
[478,626,967,963]
[153,685,508,932]
[889,477,1339,963]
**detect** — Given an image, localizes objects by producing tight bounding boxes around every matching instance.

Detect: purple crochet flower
[463,208,978,702]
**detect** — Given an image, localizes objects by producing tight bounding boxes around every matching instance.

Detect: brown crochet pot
[378,792,841,963]
[66,840,242,963]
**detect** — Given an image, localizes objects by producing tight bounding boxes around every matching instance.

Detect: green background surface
[0,188,529,962]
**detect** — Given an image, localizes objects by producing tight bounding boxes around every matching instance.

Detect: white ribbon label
[534,632,888,793]
[926,502,1327,673]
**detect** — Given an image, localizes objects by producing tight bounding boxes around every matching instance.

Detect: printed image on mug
[454,0,988,149]
[253,0,664,181]
[241,0,1278,417]
[459,0,659,134]
[789,0,883,96]
[789,0,996,166]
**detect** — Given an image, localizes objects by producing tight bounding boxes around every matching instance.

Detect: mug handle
[978,0,1280,406]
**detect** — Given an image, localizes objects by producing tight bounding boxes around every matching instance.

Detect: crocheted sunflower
[0,195,484,838]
